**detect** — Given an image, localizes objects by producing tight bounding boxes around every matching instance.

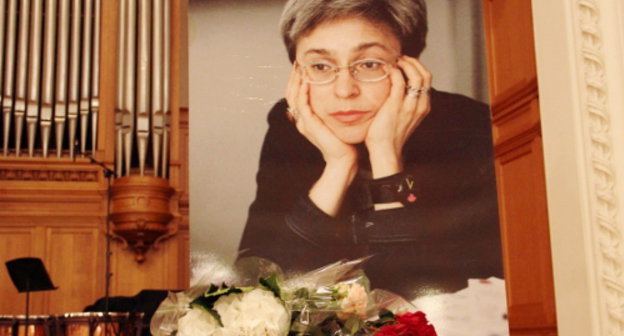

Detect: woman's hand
[365,56,432,178]
[285,65,358,217]
[285,66,357,166]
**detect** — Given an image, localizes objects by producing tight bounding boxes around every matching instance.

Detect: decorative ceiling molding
[576,0,624,334]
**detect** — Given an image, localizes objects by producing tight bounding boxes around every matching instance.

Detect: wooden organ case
[0,0,189,315]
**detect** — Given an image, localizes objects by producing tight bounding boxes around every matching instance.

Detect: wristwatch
[369,172,418,206]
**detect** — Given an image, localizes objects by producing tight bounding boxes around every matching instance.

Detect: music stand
[6,257,57,329]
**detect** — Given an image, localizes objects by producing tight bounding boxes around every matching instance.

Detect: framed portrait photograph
[189,1,508,335]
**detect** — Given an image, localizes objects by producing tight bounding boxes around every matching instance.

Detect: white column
[533,0,624,334]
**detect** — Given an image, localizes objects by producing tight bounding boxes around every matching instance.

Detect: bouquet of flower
[150,257,436,336]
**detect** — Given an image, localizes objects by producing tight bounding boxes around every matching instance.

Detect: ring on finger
[406,85,428,98]
[287,106,300,121]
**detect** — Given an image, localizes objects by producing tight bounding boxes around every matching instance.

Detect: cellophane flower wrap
[150,255,437,336]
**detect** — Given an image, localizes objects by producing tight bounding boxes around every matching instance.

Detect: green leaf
[259,274,281,298]
[378,309,394,320]
[205,307,224,327]
[191,285,242,310]
[376,309,395,325]
[188,283,250,328]
[292,287,310,299]
[344,317,362,335]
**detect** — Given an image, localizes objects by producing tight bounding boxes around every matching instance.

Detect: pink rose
[339,283,369,318]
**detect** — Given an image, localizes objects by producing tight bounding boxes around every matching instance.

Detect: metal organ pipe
[0,0,172,180]
[41,0,58,158]
[115,0,171,178]
[55,0,70,158]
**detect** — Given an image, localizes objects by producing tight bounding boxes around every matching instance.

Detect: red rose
[376,323,408,336]
[374,311,437,336]
[396,312,427,325]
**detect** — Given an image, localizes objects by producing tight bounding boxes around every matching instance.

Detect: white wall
[189,0,488,264]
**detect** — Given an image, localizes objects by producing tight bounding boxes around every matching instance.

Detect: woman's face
[295,17,401,144]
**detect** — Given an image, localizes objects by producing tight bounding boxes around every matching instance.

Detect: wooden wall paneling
[495,128,556,330]
[0,226,39,315]
[483,0,558,335]
[483,0,537,101]
[0,170,106,315]
[177,107,189,206]
[178,230,190,287]
[168,0,186,174]
[0,188,103,217]
[0,160,101,184]
[44,227,103,314]
[110,236,181,296]
[97,0,119,165]
[175,106,189,289]
[490,80,539,146]
[163,235,186,290]
[0,222,104,314]
[169,0,189,291]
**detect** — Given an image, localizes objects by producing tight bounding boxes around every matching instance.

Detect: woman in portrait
[238,0,502,300]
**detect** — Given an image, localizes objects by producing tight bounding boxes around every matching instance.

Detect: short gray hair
[280,0,427,62]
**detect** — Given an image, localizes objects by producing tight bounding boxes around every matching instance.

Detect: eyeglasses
[298,59,392,85]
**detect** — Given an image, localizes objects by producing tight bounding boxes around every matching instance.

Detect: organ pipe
[1,0,12,157]
[0,0,172,180]
[80,0,94,156]
[162,0,171,178]
[55,0,70,158]
[116,0,128,174]
[41,0,57,158]
[27,0,43,158]
[137,0,151,176]
[91,0,101,155]
[14,0,30,157]
[122,0,136,176]
[68,0,81,159]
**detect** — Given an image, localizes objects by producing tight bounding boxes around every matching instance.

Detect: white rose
[177,307,221,336]
[214,288,290,336]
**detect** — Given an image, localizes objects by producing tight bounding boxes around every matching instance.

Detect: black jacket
[238,89,503,299]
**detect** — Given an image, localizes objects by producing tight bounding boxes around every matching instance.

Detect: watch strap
[369,172,418,206]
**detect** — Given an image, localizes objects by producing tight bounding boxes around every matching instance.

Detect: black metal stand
[86,155,116,318]
[5,257,57,336]
[25,278,30,335]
